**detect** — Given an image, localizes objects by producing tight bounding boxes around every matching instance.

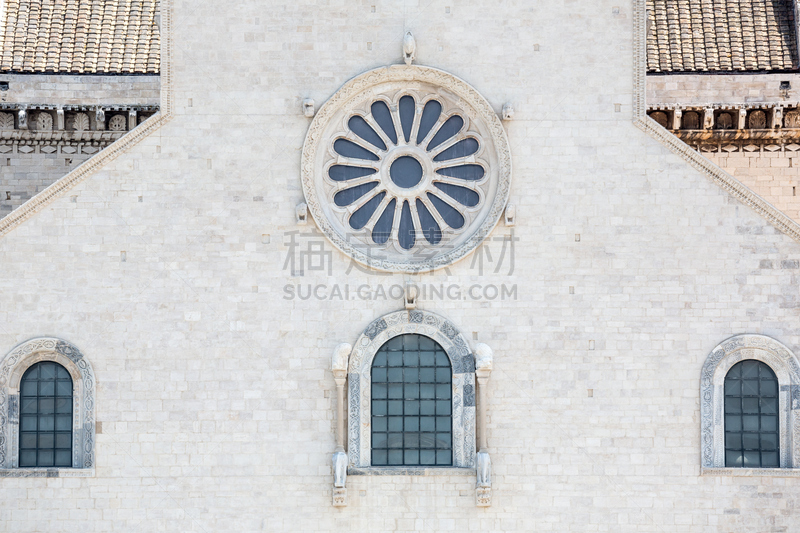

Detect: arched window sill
[701,467,800,478]
[0,468,94,478]
[348,466,476,476]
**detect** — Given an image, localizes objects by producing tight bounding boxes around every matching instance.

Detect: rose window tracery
[302,65,511,272]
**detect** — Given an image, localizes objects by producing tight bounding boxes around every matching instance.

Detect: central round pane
[389,155,423,188]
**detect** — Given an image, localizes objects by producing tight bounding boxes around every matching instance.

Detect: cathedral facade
[2,1,800,531]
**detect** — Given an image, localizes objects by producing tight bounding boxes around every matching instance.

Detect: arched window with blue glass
[370,334,452,466]
[724,360,779,468]
[0,337,96,472]
[19,361,74,468]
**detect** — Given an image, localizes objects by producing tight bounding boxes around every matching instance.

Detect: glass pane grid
[19,362,72,468]
[372,334,452,467]
[724,360,779,468]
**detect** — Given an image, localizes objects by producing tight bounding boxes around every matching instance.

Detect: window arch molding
[0,337,95,476]
[701,334,800,470]
[348,310,476,469]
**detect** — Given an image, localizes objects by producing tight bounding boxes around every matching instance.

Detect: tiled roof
[647,0,799,73]
[0,0,159,74]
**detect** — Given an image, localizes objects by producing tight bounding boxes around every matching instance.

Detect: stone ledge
[348,466,475,476]
[0,468,94,478]
[701,467,800,477]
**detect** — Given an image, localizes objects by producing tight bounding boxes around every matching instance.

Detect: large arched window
[724,360,779,468]
[347,310,477,470]
[19,362,73,468]
[371,334,452,466]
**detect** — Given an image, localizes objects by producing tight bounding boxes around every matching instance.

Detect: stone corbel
[404,281,418,310]
[128,109,138,130]
[703,107,714,130]
[474,343,493,507]
[671,108,682,130]
[95,108,105,131]
[772,106,783,129]
[17,108,27,130]
[56,108,65,130]
[738,108,747,130]
[331,343,351,507]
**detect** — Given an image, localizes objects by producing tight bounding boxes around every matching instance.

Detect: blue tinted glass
[427,193,465,229]
[371,101,397,144]
[399,95,415,143]
[348,115,386,150]
[416,100,442,144]
[427,115,463,150]
[371,334,452,466]
[333,138,379,161]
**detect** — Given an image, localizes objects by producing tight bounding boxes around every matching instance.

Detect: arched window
[371,334,452,466]
[701,334,800,472]
[347,310,477,470]
[19,362,73,467]
[724,360,779,468]
[0,337,95,475]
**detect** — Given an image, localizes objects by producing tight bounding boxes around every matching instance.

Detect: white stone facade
[1,1,800,531]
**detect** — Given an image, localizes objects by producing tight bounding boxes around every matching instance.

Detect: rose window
[302,66,511,272]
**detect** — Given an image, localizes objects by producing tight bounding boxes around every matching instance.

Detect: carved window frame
[701,334,800,475]
[0,338,95,477]
[347,310,476,472]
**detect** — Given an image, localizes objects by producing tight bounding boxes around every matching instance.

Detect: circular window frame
[301,64,512,273]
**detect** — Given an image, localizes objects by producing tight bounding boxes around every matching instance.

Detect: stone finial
[404,282,418,310]
[302,98,315,118]
[504,204,515,226]
[331,343,351,375]
[475,343,493,372]
[296,202,308,225]
[502,102,514,121]
[403,32,416,65]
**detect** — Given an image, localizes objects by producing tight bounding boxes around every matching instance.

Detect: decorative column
[17,108,27,130]
[56,108,65,130]
[474,343,493,507]
[331,343,351,507]
[738,108,747,130]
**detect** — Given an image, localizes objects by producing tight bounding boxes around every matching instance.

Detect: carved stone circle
[301,64,512,273]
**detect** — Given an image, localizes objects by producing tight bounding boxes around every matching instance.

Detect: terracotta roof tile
[647,0,798,72]
[0,0,159,74]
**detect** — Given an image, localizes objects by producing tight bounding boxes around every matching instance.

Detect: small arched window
[725,360,780,468]
[724,360,779,468]
[19,362,73,468]
[371,334,452,466]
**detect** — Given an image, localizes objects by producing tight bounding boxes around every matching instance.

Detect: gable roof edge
[0,0,173,240]
[633,0,800,244]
